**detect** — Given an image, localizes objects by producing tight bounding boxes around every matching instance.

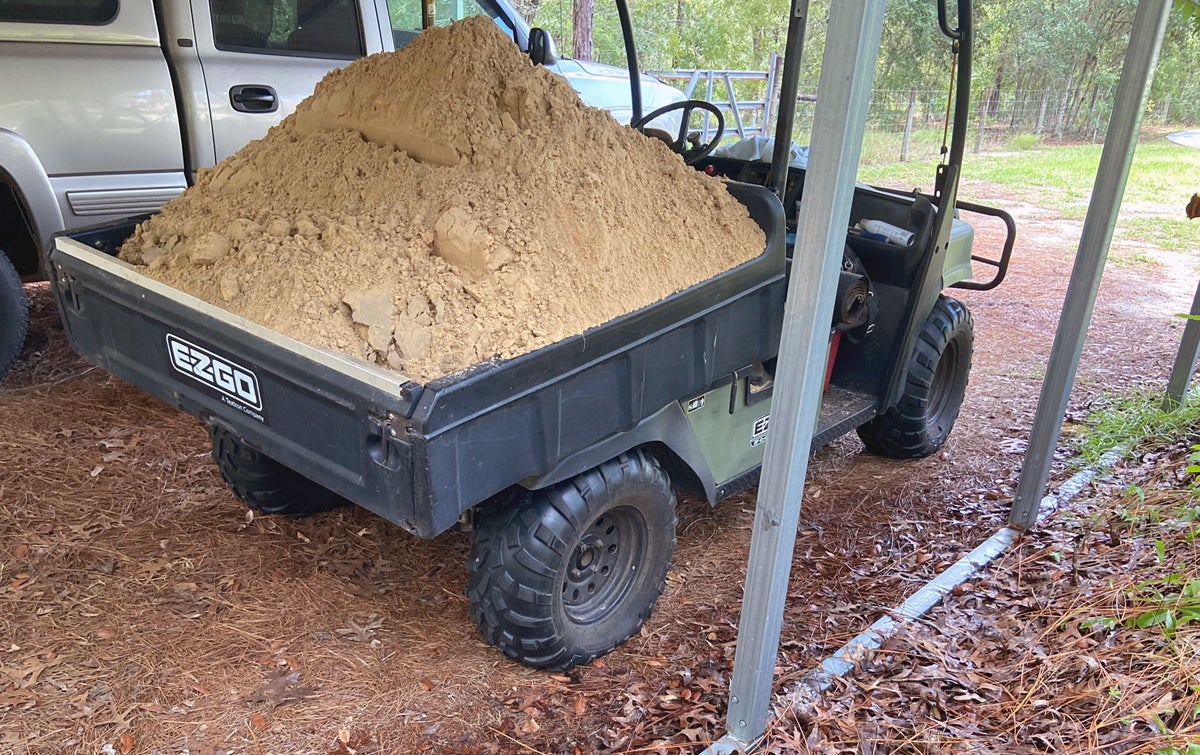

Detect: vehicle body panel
[0,129,63,250]
[0,42,184,177]
[182,0,386,164]
[0,0,160,44]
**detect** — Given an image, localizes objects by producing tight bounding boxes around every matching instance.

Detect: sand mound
[120,17,765,383]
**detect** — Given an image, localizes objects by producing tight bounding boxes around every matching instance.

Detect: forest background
[511,0,1200,163]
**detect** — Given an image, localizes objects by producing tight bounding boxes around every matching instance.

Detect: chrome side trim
[66,186,185,216]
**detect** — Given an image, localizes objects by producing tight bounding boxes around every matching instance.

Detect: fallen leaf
[251,712,269,730]
[574,696,586,716]
[334,615,383,642]
[520,717,541,734]
[119,733,134,754]
[241,670,316,707]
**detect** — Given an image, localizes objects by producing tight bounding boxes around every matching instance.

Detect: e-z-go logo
[166,334,262,411]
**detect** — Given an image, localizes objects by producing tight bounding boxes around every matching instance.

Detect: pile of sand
[120,17,765,383]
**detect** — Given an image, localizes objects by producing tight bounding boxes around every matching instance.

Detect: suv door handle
[229,85,278,113]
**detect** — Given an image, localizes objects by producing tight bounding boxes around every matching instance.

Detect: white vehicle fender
[0,128,64,251]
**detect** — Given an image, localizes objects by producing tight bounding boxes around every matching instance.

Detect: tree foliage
[520,0,1200,127]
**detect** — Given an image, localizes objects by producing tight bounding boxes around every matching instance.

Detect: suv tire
[0,253,28,381]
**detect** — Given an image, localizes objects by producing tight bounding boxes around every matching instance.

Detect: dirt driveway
[1,183,1196,754]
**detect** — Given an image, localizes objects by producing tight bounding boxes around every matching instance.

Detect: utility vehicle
[47,0,1014,669]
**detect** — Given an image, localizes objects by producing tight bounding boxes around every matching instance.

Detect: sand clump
[120,17,765,383]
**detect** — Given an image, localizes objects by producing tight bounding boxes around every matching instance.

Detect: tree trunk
[572,0,593,61]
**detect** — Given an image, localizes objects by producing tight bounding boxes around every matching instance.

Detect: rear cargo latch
[55,264,82,312]
[368,411,411,468]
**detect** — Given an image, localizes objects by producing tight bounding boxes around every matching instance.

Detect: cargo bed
[49,182,786,538]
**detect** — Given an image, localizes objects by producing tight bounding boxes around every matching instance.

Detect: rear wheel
[209,425,348,516]
[857,295,973,458]
[0,253,28,381]
[467,449,677,669]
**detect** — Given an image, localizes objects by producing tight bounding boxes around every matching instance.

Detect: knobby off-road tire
[857,295,973,459]
[0,253,28,381]
[209,426,348,516]
[468,449,678,670]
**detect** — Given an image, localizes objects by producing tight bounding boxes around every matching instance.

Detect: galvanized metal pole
[1162,277,1200,410]
[701,2,886,752]
[1009,0,1171,530]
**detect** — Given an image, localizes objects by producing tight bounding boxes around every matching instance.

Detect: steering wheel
[632,99,725,165]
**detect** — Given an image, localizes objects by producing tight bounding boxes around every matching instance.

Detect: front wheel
[467,449,677,670]
[857,295,973,458]
[209,426,348,516]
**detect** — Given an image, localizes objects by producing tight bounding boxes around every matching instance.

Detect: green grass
[1109,249,1161,270]
[855,133,1200,230]
[1007,133,1041,151]
[855,128,949,189]
[1119,216,1200,252]
[1072,389,1200,466]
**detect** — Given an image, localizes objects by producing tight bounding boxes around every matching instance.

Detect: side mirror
[528,27,558,66]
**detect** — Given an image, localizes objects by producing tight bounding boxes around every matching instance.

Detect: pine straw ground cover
[3,181,1200,753]
[1,286,1015,754]
[769,410,1200,754]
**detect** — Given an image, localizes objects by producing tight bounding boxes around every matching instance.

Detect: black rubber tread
[857,295,973,459]
[0,252,28,381]
[467,449,677,670]
[208,426,348,516]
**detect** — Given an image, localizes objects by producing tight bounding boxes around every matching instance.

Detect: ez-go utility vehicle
[47,0,1014,669]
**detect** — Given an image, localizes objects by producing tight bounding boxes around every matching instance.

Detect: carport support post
[702,1,886,751]
[1009,0,1171,530]
[1161,277,1200,410]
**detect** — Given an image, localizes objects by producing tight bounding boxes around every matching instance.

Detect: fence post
[1036,88,1049,135]
[900,86,917,162]
[723,72,747,138]
[764,52,781,135]
[1162,93,1172,126]
[974,86,988,154]
[1163,276,1200,411]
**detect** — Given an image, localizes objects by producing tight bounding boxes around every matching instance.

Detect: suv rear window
[0,0,119,24]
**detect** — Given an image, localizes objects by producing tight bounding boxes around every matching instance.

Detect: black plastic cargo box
[48,182,786,537]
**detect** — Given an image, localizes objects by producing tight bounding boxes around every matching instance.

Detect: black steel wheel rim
[561,506,647,625]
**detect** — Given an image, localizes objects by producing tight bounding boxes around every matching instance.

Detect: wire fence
[650,64,1199,163]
